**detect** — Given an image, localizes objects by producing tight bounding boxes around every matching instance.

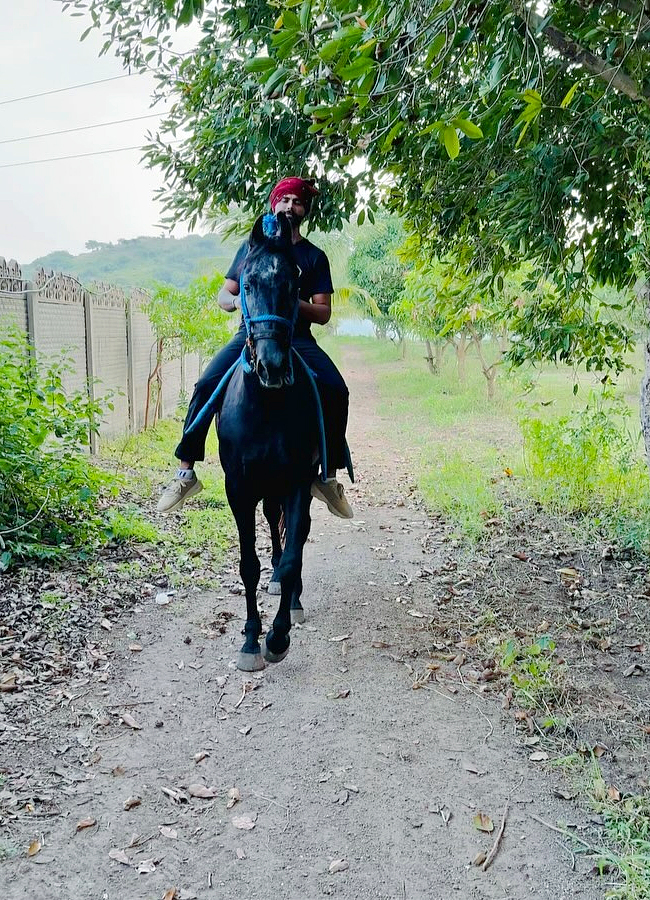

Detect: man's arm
[218,278,240,312]
[299,293,331,325]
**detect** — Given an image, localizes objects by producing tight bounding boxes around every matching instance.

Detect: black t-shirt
[225,237,334,336]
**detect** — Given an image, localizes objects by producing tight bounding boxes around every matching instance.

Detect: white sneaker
[156,474,203,513]
[310,478,354,519]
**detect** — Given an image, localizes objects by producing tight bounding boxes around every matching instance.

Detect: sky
[0,1,194,265]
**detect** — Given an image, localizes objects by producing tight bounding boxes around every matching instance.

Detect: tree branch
[584,0,650,35]
[513,2,650,104]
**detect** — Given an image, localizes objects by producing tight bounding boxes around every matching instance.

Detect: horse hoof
[267,580,281,595]
[263,635,290,664]
[236,651,265,672]
[290,608,306,625]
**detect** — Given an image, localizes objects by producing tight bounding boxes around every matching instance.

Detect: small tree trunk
[486,367,497,401]
[456,333,468,383]
[424,339,436,374]
[468,326,499,401]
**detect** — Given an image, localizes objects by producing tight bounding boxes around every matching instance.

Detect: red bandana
[269,177,319,210]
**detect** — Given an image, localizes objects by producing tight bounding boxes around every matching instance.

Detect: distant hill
[23,233,244,290]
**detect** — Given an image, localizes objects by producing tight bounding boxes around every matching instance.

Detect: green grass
[338,334,650,548]
[102,416,234,579]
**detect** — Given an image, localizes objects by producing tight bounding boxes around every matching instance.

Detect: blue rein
[238,273,299,375]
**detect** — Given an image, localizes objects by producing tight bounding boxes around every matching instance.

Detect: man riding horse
[157,176,353,520]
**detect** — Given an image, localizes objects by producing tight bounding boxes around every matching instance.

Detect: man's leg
[157,327,246,513]
[293,337,353,519]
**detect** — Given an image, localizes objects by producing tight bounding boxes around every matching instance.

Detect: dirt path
[1,346,605,900]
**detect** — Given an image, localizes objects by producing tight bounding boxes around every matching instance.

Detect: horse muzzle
[255,356,294,389]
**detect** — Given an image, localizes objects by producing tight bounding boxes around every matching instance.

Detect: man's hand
[218,278,241,312]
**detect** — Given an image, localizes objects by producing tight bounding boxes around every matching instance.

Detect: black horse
[215,212,321,671]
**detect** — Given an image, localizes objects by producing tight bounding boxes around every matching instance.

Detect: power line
[0,143,177,169]
[0,113,164,146]
[0,73,138,107]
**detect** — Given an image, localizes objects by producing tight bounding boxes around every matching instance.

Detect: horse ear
[275,211,292,244]
[250,213,292,248]
[250,215,266,247]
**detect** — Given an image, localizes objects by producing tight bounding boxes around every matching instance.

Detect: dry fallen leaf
[159,826,178,839]
[529,751,549,762]
[100,619,113,631]
[137,858,156,874]
[329,859,349,874]
[473,812,494,833]
[162,890,178,900]
[27,840,41,857]
[371,641,391,649]
[161,786,187,804]
[239,725,252,736]
[76,817,96,831]
[343,783,359,793]
[473,851,487,867]
[607,785,622,802]
[624,663,645,677]
[232,814,257,830]
[227,787,241,809]
[124,796,142,810]
[120,712,142,730]
[128,643,143,652]
[194,751,209,764]
[553,789,577,800]
[188,784,215,799]
[108,848,130,865]
[236,848,247,860]
[112,765,126,777]
[329,634,351,642]
[463,764,486,776]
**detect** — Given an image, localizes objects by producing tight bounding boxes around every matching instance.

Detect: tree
[143,272,231,426]
[64,0,650,453]
[346,216,407,340]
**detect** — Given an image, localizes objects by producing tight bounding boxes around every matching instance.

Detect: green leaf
[560,81,580,109]
[299,0,312,31]
[425,33,446,65]
[382,120,405,152]
[177,0,196,26]
[318,37,343,62]
[338,56,376,80]
[262,66,289,97]
[244,57,275,73]
[418,120,443,136]
[452,118,483,139]
[442,125,460,159]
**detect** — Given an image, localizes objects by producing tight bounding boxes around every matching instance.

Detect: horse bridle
[238,272,299,380]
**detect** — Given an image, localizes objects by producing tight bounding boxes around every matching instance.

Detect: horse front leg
[262,498,283,596]
[263,485,311,664]
[229,493,264,672]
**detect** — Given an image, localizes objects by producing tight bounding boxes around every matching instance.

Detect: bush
[0,331,114,570]
[521,390,650,550]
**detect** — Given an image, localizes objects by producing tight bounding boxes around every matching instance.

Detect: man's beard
[285,210,305,228]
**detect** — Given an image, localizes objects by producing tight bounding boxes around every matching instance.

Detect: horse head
[241,212,299,389]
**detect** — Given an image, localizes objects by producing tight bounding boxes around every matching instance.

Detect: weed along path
[1,345,609,900]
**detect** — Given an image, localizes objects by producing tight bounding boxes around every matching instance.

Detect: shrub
[0,330,114,569]
[521,390,650,550]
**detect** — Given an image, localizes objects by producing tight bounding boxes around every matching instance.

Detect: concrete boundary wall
[0,256,201,450]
